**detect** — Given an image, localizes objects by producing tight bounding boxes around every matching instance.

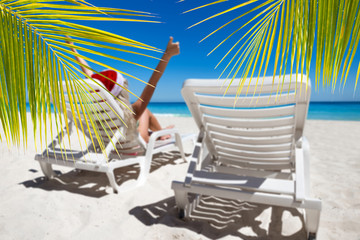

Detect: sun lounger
[35,79,193,193]
[172,75,322,239]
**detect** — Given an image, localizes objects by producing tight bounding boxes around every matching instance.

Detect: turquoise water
[25,102,360,121]
[148,102,360,121]
[307,102,360,121]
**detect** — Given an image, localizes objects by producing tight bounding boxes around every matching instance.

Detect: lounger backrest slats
[186,79,305,95]
[60,79,145,155]
[203,115,295,128]
[195,93,298,108]
[199,105,296,118]
[64,101,112,114]
[207,124,294,137]
[216,146,291,159]
[182,75,310,170]
[213,140,292,152]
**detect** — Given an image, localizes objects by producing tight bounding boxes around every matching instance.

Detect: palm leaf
[183,0,360,97]
[0,0,159,155]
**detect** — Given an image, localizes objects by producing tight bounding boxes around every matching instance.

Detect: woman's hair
[117,78,129,103]
[114,78,138,140]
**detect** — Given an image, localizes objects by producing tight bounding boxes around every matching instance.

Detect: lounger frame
[35,79,192,193]
[172,75,321,239]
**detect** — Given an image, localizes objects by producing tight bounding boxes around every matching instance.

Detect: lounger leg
[305,208,321,239]
[39,162,56,180]
[174,133,187,162]
[303,137,311,196]
[174,190,189,219]
[108,159,149,193]
[136,157,151,187]
[189,195,201,217]
[172,181,190,218]
[106,170,119,194]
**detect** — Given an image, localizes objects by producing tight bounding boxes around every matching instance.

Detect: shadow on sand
[129,195,307,239]
[21,151,188,198]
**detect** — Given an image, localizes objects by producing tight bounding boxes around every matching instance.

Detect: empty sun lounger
[172,75,322,239]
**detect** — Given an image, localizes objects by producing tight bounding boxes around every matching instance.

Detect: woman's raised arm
[65,36,94,77]
[132,37,180,120]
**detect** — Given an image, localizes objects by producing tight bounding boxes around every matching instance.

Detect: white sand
[0,114,360,240]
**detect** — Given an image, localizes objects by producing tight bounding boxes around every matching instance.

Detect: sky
[79,0,360,102]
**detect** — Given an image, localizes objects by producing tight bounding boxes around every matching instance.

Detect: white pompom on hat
[110,70,125,97]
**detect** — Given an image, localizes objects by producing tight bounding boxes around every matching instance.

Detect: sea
[147,102,360,121]
[26,102,360,121]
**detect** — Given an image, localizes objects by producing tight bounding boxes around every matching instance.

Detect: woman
[67,36,180,143]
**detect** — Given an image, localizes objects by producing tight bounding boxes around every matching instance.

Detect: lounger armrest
[301,136,310,159]
[148,128,181,142]
[147,128,181,148]
[145,128,182,160]
[295,137,310,202]
[184,128,205,187]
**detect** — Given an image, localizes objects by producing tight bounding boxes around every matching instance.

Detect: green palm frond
[0,0,159,153]
[183,0,360,97]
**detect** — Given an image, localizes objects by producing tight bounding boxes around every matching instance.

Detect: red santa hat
[91,69,125,96]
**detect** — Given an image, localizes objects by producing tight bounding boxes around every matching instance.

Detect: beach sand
[0,114,359,239]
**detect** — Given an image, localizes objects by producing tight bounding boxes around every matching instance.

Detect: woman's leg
[147,110,174,140]
[148,110,164,131]
[138,108,151,143]
[138,109,174,142]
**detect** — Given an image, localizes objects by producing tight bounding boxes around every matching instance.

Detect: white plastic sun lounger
[35,79,193,193]
[172,75,322,239]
